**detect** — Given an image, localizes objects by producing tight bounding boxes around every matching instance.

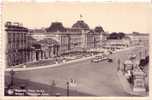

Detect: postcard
[0,1,151,99]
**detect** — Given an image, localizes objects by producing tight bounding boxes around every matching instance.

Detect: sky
[3,2,152,33]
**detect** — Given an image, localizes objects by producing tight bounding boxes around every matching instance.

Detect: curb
[5,55,96,72]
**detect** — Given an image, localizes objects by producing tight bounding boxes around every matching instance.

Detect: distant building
[127,32,149,58]
[127,32,149,46]
[102,32,149,52]
[102,37,131,51]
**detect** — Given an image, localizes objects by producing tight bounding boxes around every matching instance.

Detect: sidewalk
[117,71,132,94]
[117,70,147,96]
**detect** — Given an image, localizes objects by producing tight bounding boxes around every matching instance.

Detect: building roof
[72,20,89,30]
[29,29,46,33]
[38,38,59,46]
[46,22,66,32]
[94,26,104,32]
[5,21,28,32]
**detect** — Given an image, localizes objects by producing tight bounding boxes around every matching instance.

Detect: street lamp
[66,79,78,96]
[66,82,69,96]
[9,69,15,87]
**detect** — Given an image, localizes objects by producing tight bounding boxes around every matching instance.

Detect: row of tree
[107,32,126,40]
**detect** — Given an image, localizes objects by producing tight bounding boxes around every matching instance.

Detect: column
[33,50,36,62]
[41,50,43,59]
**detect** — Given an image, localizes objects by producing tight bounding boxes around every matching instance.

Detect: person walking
[117,59,121,71]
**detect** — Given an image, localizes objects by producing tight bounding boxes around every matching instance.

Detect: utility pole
[10,69,15,87]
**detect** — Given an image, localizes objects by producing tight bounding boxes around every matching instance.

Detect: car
[107,58,113,62]
[108,51,112,54]
[129,54,136,60]
[91,56,108,63]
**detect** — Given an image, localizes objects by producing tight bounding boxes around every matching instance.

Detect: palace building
[5,20,105,67]
[5,20,149,67]
[30,20,104,58]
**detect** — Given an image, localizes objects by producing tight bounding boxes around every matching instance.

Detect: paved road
[5,46,147,96]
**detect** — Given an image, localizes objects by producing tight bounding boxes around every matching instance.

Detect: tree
[132,32,140,35]
[107,32,126,39]
[107,32,118,39]
[118,32,125,39]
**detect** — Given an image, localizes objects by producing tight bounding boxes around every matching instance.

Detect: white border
[0,0,152,100]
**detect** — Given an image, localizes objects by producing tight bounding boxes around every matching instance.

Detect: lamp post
[9,69,15,87]
[66,81,69,96]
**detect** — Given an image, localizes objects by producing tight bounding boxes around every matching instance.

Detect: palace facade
[29,20,105,60]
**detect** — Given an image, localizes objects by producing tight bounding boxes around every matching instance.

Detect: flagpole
[80,14,82,20]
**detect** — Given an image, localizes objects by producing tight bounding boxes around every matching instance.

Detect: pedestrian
[70,78,77,87]
[117,59,120,71]
[70,78,74,84]
[55,58,58,64]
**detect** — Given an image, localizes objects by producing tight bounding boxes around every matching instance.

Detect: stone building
[5,20,106,66]
[25,20,105,61]
[5,21,29,67]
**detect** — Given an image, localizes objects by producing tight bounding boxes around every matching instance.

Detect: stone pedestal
[133,68,146,92]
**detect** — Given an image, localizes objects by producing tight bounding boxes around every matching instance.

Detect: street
[5,46,148,96]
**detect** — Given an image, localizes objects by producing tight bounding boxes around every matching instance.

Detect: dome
[94,26,104,32]
[46,22,66,32]
[72,20,89,30]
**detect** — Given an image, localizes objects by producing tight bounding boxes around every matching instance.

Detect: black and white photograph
[3,2,150,97]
